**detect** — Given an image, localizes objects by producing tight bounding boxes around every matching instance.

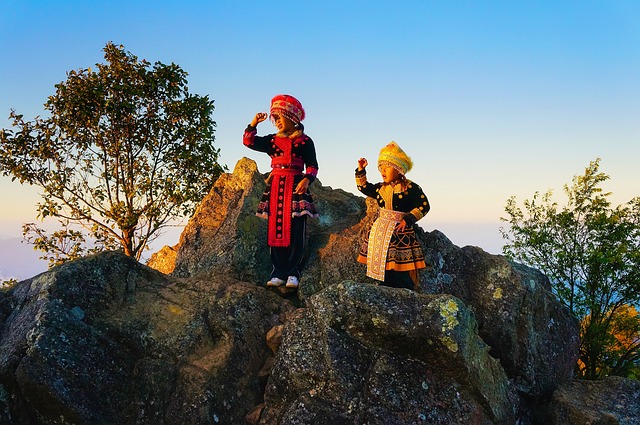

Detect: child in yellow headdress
[355,142,430,289]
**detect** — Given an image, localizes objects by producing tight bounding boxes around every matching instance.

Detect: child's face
[379,165,400,184]
[272,114,296,134]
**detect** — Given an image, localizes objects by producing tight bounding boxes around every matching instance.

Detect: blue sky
[1,1,640,277]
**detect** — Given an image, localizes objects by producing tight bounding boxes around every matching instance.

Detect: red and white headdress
[269,94,305,125]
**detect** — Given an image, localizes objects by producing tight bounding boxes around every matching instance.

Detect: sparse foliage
[500,158,640,379]
[1,278,17,289]
[0,42,225,265]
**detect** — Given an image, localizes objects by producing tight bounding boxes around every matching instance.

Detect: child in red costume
[243,95,319,289]
[356,142,430,289]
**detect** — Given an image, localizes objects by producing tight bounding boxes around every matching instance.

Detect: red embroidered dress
[243,127,319,247]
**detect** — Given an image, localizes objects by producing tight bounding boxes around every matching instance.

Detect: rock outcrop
[147,244,178,275]
[259,282,519,424]
[170,158,580,401]
[544,376,640,424]
[0,157,634,425]
[170,158,367,300]
[420,231,579,403]
[0,251,293,424]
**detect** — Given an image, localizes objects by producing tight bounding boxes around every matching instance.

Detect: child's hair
[295,122,305,131]
[395,174,408,188]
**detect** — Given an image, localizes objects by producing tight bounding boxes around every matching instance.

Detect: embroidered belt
[366,209,405,281]
[272,164,303,170]
[271,155,304,170]
[268,168,302,247]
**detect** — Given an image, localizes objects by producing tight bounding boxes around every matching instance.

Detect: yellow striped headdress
[378,142,412,175]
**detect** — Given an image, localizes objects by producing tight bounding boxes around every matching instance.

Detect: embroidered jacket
[355,168,430,226]
[243,126,318,183]
[244,125,318,247]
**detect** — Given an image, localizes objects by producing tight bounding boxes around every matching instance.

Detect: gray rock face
[420,230,580,400]
[545,376,640,424]
[171,158,271,282]
[260,282,519,425]
[0,251,293,424]
[0,157,630,425]
[171,158,367,296]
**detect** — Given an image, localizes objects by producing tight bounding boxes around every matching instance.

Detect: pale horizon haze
[2,1,639,279]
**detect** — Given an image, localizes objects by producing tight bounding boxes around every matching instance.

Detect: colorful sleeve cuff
[404,213,418,227]
[243,126,257,147]
[405,203,429,225]
[355,168,368,187]
[304,166,318,183]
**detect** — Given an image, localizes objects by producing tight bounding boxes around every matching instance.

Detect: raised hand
[357,157,368,171]
[250,112,268,127]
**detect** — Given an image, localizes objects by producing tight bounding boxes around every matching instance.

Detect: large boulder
[171,158,271,282]
[259,281,520,424]
[0,251,293,424]
[171,157,366,293]
[544,376,640,424]
[420,229,580,401]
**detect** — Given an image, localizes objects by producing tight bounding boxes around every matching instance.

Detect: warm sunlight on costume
[356,142,430,289]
